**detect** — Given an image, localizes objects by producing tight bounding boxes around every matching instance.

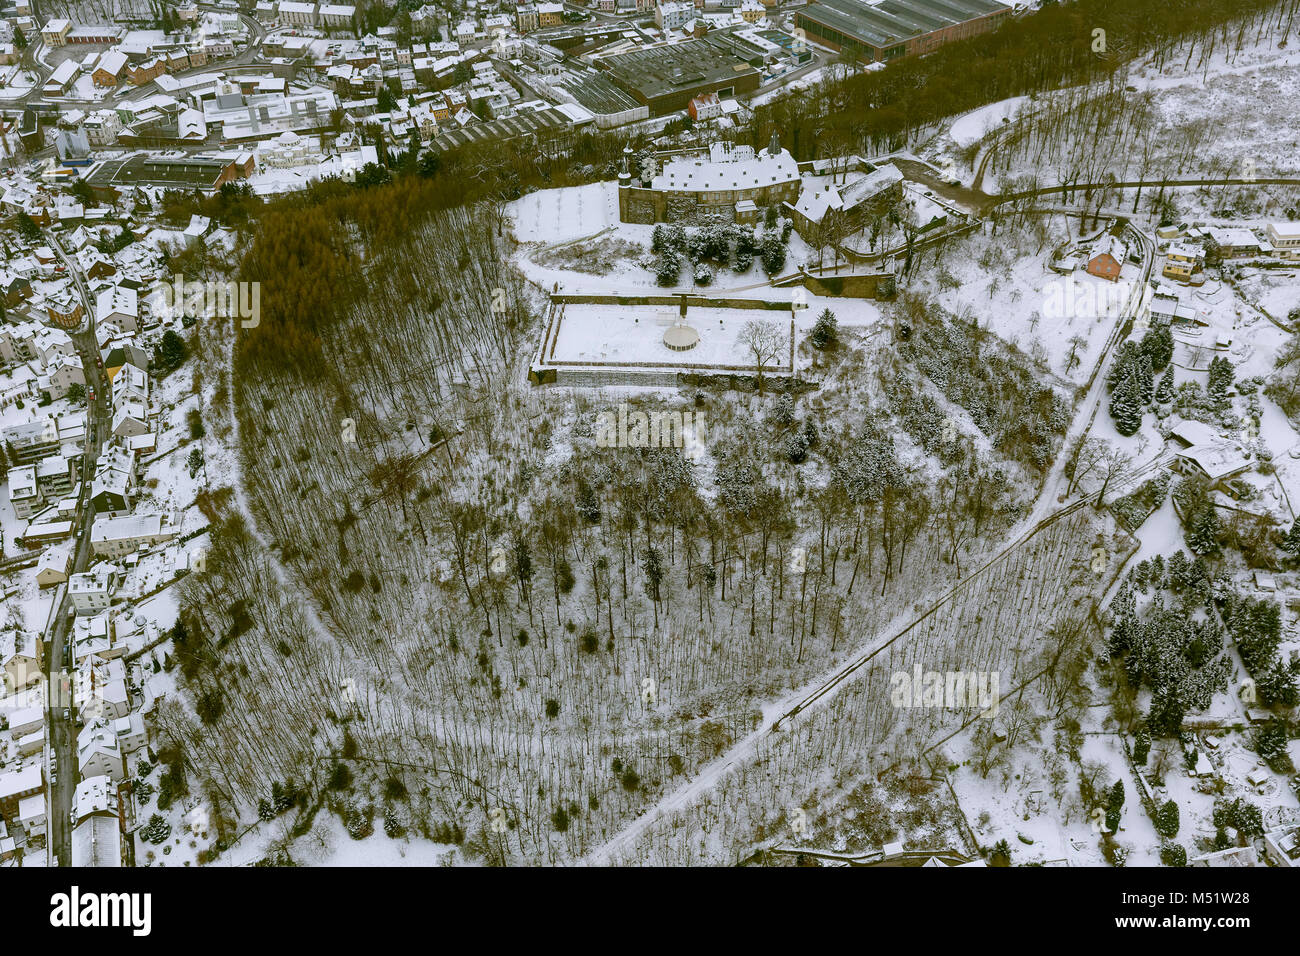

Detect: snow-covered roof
[1176,441,1251,481]
[840,163,903,206]
[1207,226,1259,248]
[653,143,798,193]
[1168,419,1221,447]
[96,49,128,76]
[96,285,138,322]
[1166,241,1202,259]
[1088,233,1126,262]
[0,764,42,800]
[71,814,121,867]
[1190,846,1258,867]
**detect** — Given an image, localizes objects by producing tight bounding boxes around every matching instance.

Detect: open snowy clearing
[549,304,793,370]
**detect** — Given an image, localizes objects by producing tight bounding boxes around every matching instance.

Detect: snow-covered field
[551,304,792,370]
[949,95,1029,148]
[509,181,623,246]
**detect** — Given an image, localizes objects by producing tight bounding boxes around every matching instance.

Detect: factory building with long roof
[794,0,1012,62]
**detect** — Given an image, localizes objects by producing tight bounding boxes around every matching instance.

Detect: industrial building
[430,102,595,152]
[85,153,255,198]
[794,0,1011,61]
[597,34,764,116]
[550,70,649,128]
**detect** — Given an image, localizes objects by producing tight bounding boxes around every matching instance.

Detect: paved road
[41,228,112,867]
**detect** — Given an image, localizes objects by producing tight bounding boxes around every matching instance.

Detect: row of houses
[256,0,357,30]
[0,156,220,864]
[0,621,144,864]
[1161,222,1300,283]
[38,19,247,97]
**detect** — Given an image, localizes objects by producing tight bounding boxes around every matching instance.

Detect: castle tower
[617,143,634,222]
[618,143,632,186]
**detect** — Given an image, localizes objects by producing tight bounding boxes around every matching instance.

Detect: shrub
[810,309,838,349]
[141,813,172,845]
[1155,799,1180,838]
[1159,842,1186,866]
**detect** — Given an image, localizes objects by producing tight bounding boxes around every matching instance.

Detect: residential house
[18,794,46,842]
[1267,222,1300,261]
[1085,235,1126,282]
[111,364,148,411]
[83,110,123,145]
[0,765,43,820]
[1206,226,1260,258]
[8,707,44,739]
[1163,241,1203,281]
[111,402,150,440]
[44,59,79,96]
[280,0,318,26]
[516,5,540,32]
[114,713,148,754]
[90,446,135,515]
[1173,441,1252,488]
[90,512,179,558]
[76,657,130,721]
[0,630,42,694]
[127,58,167,87]
[1,272,33,308]
[45,295,84,328]
[41,18,72,46]
[101,343,150,383]
[38,355,85,401]
[656,0,694,30]
[319,3,356,29]
[92,49,129,87]
[688,92,722,122]
[8,466,41,519]
[35,544,73,589]
[1263,827,1299,868]
[35,454,75,499]
[69,566,114,615]
[71,775,123,867]
[95,285,139,333]
[77,722,125,781]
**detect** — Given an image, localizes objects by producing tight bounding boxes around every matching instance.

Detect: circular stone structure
[663,324,700,351]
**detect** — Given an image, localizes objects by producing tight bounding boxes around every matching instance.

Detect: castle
[617,133,801,225]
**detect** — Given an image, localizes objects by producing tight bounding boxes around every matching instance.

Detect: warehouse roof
[600,35,761,101]
[799,0,1009,49]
